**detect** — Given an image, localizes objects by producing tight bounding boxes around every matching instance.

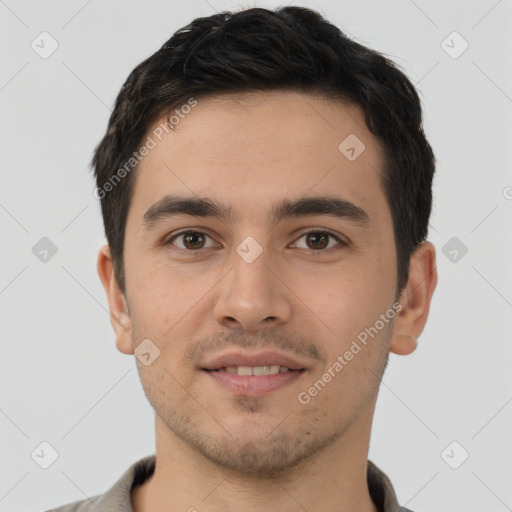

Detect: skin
[98,91,437,512]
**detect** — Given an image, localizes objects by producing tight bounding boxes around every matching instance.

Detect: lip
[204,369,304,396]
[200,350,308,371]
[200,350,308,397]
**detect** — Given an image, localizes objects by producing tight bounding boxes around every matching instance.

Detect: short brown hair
[92,6,435,295]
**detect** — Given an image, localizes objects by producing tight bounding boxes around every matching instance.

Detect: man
[47,5,437,512]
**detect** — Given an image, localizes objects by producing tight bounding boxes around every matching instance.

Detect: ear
[390,241,437,355]
[97,244,134,355]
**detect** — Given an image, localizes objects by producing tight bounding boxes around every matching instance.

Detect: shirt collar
[92,455,406,512]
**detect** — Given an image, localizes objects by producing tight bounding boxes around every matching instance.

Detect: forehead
[128,91,390,227]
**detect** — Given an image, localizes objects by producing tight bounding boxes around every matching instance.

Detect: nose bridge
[214,238,292,330]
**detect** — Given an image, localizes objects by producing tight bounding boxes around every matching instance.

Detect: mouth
[200,351,308,396]
[201,350,308,372]
[206,365,302,376]
[202,368,305,396]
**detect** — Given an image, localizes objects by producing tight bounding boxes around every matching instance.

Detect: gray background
[1,0,511,511]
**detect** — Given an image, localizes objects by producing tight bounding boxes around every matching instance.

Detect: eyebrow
[142,194,370,230]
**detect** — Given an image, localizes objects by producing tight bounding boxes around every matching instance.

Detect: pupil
[185,233,204,249]
[307,233,328,250]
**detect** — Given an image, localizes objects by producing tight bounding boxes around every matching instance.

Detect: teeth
[253,365,279,376]
[222,365,288,375]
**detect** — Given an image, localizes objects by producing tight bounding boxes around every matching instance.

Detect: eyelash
[165,229,347,253]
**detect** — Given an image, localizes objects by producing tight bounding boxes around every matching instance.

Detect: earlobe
[389,333,418,355]
[390,241,437,356]
[97,244,135,355]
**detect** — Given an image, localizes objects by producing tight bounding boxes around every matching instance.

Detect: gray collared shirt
[44,455,414,512]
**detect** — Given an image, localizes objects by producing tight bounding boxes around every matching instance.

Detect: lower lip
[203,369,304,396]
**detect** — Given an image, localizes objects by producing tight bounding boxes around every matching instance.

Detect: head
[96,6,437,476]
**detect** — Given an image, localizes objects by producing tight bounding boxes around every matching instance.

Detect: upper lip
[201,350,307,371]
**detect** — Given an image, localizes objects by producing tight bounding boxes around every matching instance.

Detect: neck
[132,413,378,512]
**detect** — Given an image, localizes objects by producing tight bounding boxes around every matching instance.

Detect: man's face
[122,91,398,475]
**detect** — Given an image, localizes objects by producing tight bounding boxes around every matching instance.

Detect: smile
[203,366,305,396]
[211,365,294,376]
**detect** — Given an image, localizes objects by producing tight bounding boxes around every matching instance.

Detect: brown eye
[168,231,215,251]
[293,230,344,251]
[305,232,329,250]
[183,232,205,249]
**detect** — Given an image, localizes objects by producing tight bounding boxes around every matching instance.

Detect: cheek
[297,255,392,340]
[126,258,218,342]
[305,267,395,397]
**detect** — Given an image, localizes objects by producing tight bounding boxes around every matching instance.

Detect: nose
[213,245,293,332]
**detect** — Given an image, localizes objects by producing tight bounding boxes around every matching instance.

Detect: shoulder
[42,455,156,512]
[44,496,101,512]
[367,460,415,512]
